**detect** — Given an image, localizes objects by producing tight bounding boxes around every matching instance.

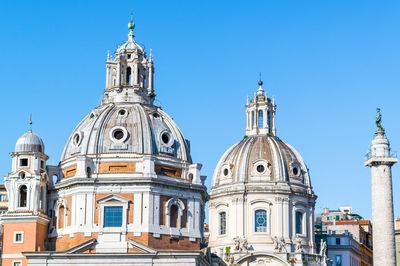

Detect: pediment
[96,194,131,204]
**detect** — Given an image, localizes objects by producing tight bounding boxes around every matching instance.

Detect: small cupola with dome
[245,78,276,136]
[5,119,50,214]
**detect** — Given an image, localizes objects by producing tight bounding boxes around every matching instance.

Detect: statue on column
[376,108,384,132]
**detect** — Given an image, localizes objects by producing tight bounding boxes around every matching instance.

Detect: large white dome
[61,102,191,162]
[212,135,311,188]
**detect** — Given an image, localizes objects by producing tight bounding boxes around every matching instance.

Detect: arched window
[219,212,226,235]
[267,111,271,131]
[258,110,263,129]
[58,206,65,229]
[52,175,58,184]
[126,67,132,85]
[170,204,178,228]
[296,211,303,234]
[255,210,267,232]
[19,185,27,207]
[251,111,255,128]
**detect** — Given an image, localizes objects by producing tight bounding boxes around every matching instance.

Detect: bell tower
[245,79,276,136]
[1,127,50,266]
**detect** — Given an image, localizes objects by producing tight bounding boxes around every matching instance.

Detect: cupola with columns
[103,15,155,105]
[1,123,51,266]
[5,123,49,214]
[245,79,276,137]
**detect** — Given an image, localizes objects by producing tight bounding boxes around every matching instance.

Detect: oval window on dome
[73,134,80,145]
[118,109,128,116]
[72,132,82,147]
[109,126,128,143]
[161,132,170,144]
[223,168,229,176]
[113,130,124,140]
[256,164,265,173]
[293,167,299,176]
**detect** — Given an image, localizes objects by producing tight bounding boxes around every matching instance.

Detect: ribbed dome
[116,39,144,53]
[61,103,191,162]
[15,131,45,153]
[212,135,311,187]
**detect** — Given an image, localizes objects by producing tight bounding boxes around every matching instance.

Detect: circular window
[113,130,124,140]
[256,164,265,173]
[223,168,229,176]
[19,172,25,179]
[161,132,170,144]
[118,109,126,116]
[293,167,299,176]
[109,126,128,143]
[257,216,266,225]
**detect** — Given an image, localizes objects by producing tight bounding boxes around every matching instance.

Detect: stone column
[365,128,397,266]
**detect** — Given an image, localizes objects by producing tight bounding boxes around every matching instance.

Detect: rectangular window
[13,262,22,266]
[336,215,340,220]
[255,210,267,232]
[13,232,24,243]
[295,211,303,234]
[0,194,7,202]
[104,206,123,227]
[40,160,44,169]
[19,158,28,167]
[336,237,341,245]
[219,212,226,235]
[336,255,342,266]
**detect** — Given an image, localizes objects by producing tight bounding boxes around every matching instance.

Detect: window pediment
[96,194,131,204]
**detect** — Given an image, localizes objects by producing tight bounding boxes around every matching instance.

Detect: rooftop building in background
[315,207,373,266]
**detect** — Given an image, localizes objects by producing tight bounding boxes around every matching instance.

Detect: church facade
[1,17,325,266]
[1,18,209,266]
[208,81,324,266]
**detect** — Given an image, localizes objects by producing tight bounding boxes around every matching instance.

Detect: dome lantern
[104,14,155,105]
[245,79,276,137]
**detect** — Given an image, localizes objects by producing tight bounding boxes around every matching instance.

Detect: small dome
[15,131,45,153]
[212,135,311,187]
[116,39,144,53]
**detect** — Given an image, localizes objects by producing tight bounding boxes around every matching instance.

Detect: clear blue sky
[1,1,400,221]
